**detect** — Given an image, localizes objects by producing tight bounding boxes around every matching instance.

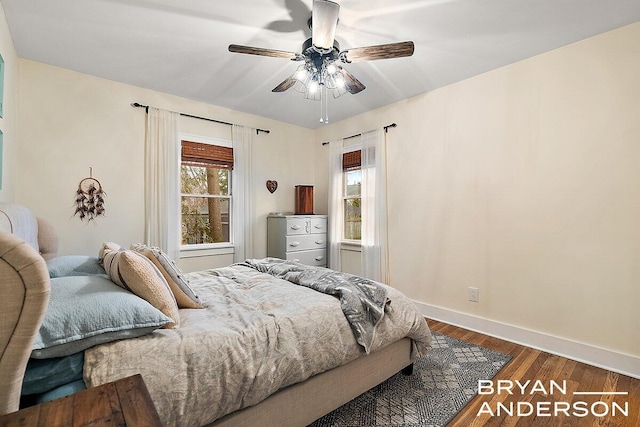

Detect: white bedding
[84,264,431,427]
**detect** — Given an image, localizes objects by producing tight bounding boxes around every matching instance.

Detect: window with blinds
[180,139,232,246]
[342,150,361,171]
[343,149,361,240]
[181,140,233,169]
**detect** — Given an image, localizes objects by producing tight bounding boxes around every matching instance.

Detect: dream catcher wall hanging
[74,168,106,222]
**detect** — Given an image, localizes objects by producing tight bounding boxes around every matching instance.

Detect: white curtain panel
[327,139,344,271]
[360,129,389,283]
[144,107,180,261]
[232,125,254,262]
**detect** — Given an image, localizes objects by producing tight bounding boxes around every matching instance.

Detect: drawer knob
[315,240,324,245]
[315,256,325,261]
[289,242,300,247]
[314,224,324,229]
[290,225,301,230]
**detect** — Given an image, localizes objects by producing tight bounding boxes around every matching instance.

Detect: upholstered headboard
[0,204,59,260]
[0,204,55,415]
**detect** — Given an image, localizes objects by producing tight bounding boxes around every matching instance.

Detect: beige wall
[16,60,316,269]
[0,3,18,202]
[315,22,640,358]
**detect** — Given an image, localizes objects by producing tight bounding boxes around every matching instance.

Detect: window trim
[179,244,234,256]
[178,133,234,251]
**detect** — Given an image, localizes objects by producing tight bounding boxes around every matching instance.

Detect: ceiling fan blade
[341,41,414,63]
[312,0,340,51]
[228,44,302,60]
[338,67,365,94]
[272,75,297,93]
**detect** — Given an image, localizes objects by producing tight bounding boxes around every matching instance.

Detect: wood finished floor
[427,319,639,427]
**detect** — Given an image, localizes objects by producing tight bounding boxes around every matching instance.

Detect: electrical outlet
[468,287,479,302]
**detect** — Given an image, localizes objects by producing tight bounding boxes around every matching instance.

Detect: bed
[0,203,432,426]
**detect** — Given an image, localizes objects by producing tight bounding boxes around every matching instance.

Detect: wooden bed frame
[0,203,415,425]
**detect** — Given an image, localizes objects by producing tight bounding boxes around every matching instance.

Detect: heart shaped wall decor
[266,180,278,193]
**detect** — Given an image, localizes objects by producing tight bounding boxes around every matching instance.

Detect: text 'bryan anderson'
[476,380,628,418]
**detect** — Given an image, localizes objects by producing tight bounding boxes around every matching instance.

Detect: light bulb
[309,81,319,93]
[336,76,345,88]
[326,63,337,74]
[296,68,308,80]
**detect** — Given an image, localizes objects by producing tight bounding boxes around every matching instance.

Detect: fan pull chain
[320,85,329,123]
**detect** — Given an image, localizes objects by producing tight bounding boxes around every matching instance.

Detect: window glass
[181,196,230,245]
[344,168,361,240]
[181,165,229,196]
[346,170,361,196]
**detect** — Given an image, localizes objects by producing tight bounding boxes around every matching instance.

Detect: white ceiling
[2,0,639,129]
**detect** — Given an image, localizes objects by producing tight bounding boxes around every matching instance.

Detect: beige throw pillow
[130,244,203,309]
[100,242,180,328]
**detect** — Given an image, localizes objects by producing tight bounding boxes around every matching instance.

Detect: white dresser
[267,214,327,267]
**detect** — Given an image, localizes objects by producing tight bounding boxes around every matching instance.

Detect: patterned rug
[309,332,512,427]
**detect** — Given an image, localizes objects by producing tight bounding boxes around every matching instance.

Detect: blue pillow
[35,380,87,404]
[46,255,107,278]
[32,275,173,359]
[22,352,84,395]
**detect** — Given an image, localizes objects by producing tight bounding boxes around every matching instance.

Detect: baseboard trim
[414,300,640,379]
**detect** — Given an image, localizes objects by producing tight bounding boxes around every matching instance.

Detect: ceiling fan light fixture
[303,86,321,101]
[229,0,413,124]
[292,64,314,93]
[330,82,347,99]
[296,67,308,80]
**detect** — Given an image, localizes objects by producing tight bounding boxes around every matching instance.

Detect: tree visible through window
[181,140,232,245]
[343,149,362,240]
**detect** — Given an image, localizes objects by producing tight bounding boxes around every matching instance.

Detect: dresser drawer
[285,217,327,236]
[286,234,326,252]
[310,217,327,234]
[286,218,310,235]
[285,249,326,267]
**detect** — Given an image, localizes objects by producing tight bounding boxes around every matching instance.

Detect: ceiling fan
[228,0,415,123]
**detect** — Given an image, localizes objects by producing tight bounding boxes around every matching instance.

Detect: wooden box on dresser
[267,214,327,267]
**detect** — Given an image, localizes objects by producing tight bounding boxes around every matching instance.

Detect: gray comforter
[239,258,389,354]
[84,263,431,427]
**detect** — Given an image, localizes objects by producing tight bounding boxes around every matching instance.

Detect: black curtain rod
[131,103,270,135]
[321,123,397,145]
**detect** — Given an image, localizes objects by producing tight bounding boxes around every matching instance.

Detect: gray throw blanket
[239,258,388,354]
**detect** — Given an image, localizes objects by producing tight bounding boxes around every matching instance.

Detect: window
[180,138,232,246]
[343,149,361,240]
